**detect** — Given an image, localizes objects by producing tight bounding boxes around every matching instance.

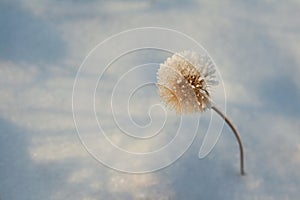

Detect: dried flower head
[157,51,245,175]
[157,51,218,113]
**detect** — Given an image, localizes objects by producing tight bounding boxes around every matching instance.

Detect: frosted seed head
[157,51,218,114]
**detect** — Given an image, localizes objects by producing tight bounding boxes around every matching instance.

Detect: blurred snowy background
[1,0,300,199]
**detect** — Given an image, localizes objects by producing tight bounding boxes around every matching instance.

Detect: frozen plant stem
[211,106,245,175]
[157,51,245,175]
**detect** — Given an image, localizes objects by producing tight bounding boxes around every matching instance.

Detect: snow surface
[1,0,300,199]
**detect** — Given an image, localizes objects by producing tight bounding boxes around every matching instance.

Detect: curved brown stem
[211,106,245,175]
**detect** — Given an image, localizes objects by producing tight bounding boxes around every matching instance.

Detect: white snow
[0,0,300,199]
